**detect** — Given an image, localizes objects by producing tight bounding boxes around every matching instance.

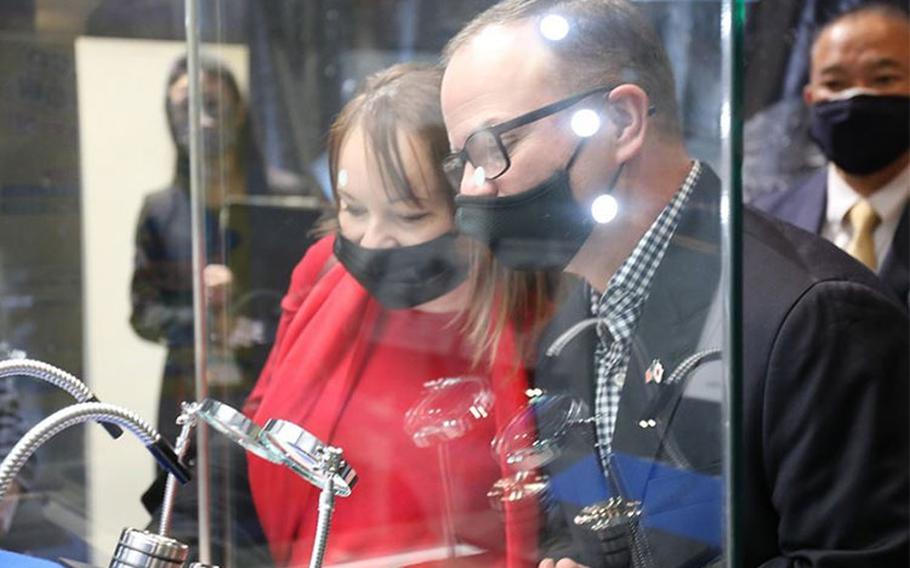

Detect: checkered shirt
[591,161,702,465]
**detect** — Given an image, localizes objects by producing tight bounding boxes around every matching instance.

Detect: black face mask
[455,140,613,271]
[333,232,468,309]
[809,94,910,175]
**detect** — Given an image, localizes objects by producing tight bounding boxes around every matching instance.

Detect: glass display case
[0,1,747,566]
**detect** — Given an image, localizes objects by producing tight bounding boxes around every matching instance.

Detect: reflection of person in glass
[130,55,255,445]
[440,1,908,567]
[243,63,542,566]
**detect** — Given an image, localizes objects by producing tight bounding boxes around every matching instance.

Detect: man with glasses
[441,1,908,567]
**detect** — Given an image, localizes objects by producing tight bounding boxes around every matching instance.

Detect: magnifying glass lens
[493,394,591,471]
[404,376,494,448]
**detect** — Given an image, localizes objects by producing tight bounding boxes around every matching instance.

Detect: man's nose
[459,163,498,197]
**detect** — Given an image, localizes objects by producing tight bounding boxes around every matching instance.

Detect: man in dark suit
[753,4,909,307]
[440,0,909,566]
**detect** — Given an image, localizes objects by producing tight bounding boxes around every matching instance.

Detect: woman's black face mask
[333,232,469,309]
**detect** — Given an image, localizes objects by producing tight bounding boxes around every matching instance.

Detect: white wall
[75,37,247,563]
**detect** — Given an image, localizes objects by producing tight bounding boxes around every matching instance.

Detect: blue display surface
[0,550,64,567]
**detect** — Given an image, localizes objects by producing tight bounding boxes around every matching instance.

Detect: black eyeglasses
[442,84,617,188]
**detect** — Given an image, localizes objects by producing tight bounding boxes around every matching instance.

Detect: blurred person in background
[753,4,908,307]
[129,54,269,447]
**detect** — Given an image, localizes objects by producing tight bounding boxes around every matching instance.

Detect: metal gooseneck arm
[0,359,123,439]
[0,402,190,500]
[152,400,355,568]
[159,402,200,536]
[309,447,342,568]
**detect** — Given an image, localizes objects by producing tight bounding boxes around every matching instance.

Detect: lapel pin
[645,359,664,384]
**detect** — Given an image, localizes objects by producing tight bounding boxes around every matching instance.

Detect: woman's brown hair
[323,62,452,222]
[464,245,561,367]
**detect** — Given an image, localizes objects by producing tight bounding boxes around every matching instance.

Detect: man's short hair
[443,0,681,138]
[814,2,910,47]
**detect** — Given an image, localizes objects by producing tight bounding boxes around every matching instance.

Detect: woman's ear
[604,84,649,164]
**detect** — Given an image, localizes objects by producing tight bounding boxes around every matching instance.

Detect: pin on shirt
[645,359,664,384]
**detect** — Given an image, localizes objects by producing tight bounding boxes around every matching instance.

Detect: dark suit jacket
[752,167,909,308]
[535,166,909,567]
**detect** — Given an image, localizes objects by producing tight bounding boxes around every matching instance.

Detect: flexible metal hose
[0,359,94,402]
[308,474,336,568]
[308,447,344,568]
[0,402,159,499]
[159,403,198,536]
[0,359,122,439]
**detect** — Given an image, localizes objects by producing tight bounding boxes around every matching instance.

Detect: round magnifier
[260,419,358,497]
[492,393,591,471]
[403,376,494,448]
[195,399,281,464]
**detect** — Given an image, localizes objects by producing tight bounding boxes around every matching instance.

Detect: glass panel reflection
[191,1,737,567]
[0,1,748,567]
[2,1,906,567]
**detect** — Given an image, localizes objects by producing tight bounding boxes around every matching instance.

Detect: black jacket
[752,167,909,308]
[535,166,909,567]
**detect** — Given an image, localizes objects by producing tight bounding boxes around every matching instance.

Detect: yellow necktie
[845,200,881,270]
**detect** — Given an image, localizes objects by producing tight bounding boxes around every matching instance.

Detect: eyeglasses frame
[443,84,619,184]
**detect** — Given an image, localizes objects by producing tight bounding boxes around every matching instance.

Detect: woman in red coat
[243,63,542,567]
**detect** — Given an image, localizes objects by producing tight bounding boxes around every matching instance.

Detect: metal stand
[188,401,357,568]
[0,393,352,568]
[159,402,200,536]
[435,444,458,559]
[109,528,189,568]
[309,446,343,568]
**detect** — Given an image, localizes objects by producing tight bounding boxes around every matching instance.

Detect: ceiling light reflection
[591,194,619,224]
[571,109,601,138]
[539,14,570,41]
[474,25,512,53]
[473,166,487,188]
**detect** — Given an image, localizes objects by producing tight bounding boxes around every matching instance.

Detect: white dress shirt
[822,164,909,271]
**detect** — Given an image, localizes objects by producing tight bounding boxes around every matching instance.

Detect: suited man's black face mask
[809,93,910,175]
[333,233,468,309]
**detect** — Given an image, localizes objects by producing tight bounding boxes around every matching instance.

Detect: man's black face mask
[809,93,910,175]
[333,232,468,309]
[454,144,595,271]
[455,139,627,272]
[451,85,636,271]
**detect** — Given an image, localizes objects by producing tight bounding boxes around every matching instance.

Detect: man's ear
[605,84,649,164]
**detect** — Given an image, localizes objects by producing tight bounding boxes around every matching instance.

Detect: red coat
[244,235,538,567]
